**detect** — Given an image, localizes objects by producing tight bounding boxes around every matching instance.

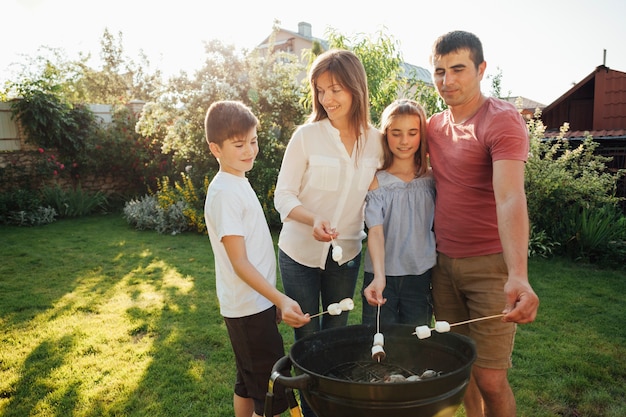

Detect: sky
[3,0,626,106]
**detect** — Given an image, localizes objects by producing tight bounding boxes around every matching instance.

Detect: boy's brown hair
[204,100,259,146]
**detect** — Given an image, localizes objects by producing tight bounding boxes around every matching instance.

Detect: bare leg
[463,366,516,417]
[463,373,484,417]
[234,393,255,417]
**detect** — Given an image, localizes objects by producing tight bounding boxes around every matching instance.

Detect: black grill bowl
[270,323,476,417]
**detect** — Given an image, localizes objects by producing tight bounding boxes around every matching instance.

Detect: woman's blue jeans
[278,248,361,341]
[278,247,361,417]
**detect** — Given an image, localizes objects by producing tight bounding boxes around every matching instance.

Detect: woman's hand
[312,217,338,242]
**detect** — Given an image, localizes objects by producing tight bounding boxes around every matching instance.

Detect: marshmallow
[415,325,431,339]
[373,332,384,347]
[339,297,354,311]
[332,245,343,262]
[371,344,386,361]
[435,321,451,333]
[420,370,439,379]
[327,303,342,316]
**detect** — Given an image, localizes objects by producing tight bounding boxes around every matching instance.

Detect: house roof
[400,62,432,85]
[544,129,626,141]
[502,96,545,110]
[257,23,328,51]
[540,65,626,132]
[256,22,432,84]
[543,65,626,114]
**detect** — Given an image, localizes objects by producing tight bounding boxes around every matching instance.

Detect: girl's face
[315,71,353,126]
[385,114,422,161]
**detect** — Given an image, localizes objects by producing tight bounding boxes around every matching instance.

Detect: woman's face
[315,71,353,125]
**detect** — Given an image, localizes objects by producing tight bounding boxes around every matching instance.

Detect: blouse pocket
[357,158,380,190]
[308,155,340,191]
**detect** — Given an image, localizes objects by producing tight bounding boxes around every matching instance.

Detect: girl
[362,99,435,326]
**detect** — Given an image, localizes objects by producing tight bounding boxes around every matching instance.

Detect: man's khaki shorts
[432,252,516,369]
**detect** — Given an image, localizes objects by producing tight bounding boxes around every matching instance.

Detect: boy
[204,100,310,417]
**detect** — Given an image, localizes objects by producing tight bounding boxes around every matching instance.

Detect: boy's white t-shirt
[204,171,275,318]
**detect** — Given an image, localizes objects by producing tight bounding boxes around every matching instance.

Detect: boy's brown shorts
[432,252,516,369]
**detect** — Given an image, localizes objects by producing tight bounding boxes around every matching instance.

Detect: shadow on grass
[1,215,235,416]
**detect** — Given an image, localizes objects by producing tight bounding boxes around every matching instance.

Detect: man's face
[432,48,486,107]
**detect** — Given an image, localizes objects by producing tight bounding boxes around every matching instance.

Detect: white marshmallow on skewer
[371,344,386,361]
[373,332,384,347]
[435,321,451,333]
[327,303,342,316]
[332,245,343,262]
[339,297,354,311]
[415,325,432,339]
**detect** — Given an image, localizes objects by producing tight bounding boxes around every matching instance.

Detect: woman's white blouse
[274,118,382,268]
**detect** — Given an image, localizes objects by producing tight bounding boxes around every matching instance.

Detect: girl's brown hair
[379,99,429,178]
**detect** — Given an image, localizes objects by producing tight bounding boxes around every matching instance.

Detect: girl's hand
[363,277,387,307]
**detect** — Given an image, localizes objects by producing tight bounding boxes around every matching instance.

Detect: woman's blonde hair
[379,99,429,178]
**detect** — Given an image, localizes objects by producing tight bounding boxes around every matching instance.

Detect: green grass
[1,215,625,417]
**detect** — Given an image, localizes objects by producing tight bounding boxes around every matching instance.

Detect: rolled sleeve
[274,130,307,222]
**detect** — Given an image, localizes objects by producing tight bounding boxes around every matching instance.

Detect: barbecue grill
[265,323,476,417]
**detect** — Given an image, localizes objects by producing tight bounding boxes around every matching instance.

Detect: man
[427,30,540,417]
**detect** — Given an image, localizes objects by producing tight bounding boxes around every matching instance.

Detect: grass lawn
[1,214,625,416]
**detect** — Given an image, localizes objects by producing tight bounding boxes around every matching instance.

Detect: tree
[318,28,403,127]
[487,67,511,99]
[136,38,306,225]
[71,28,163,104]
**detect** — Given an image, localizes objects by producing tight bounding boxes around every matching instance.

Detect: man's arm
[493,160,539,324]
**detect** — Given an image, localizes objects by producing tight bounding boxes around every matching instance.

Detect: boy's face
[209,127,258,177]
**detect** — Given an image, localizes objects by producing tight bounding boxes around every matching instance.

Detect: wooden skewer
[308,310,330,319]
[309,298,353,319]
[448,313,505,328]
[411,314,505,335]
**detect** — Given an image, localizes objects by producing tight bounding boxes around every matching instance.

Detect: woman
[274,49,382,342]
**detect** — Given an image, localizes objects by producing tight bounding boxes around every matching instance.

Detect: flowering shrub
[525,112,626,264]
[35,147,72,179]
[123,172,208,234]
[89,106,173,192]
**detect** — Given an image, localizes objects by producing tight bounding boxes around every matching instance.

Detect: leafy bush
[6,206,57,226]
[88,105,173,192]
[0,188,58,226]
[122,172,207,234]
[40,184,108,218]
[122,194,160,230]
[528,225,560,258]
[563,204,626,265]
[123,193,191,235]
[525,115,626,256]
[154,172,207,233]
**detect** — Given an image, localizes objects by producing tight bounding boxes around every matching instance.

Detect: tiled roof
[502,96,546,110]
[544,129,626,140]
